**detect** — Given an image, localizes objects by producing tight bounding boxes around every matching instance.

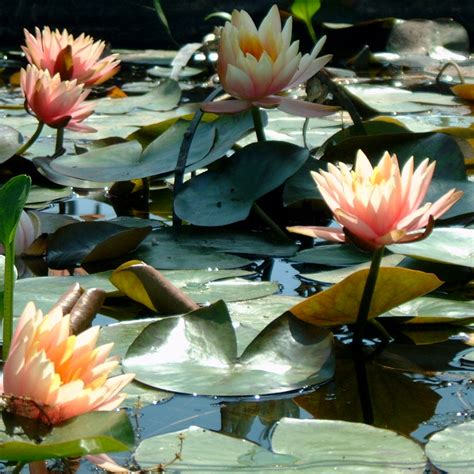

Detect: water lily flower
[288,151,463,249]
[201,5,337,117]
[22,26,120,86]
[0,302,134,424]
[21,64,96,132]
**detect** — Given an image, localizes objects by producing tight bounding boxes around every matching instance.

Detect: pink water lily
[23,27,120,86]
[201,5,337,117]
[21,64,95,132]
[288,150,463,249]
[1,302,134,424]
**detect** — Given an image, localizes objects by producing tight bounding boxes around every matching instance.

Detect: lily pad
[25,185,73,206]
[9,269,278,317]
[175,141,309,226]
[94,79,181,114]
[0,411,134,462]
[425,421,474,473]
[47,221,152,269]
[131,238,252,269]
[0,125,22,163]
[380,295,474,325]
[292,244,370,266]
[134,418,426,473]
[123,300,334,396]
[388,228,474,267]
[290,267,442,327]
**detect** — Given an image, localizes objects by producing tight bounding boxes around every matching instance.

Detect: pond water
[0,42,473,472]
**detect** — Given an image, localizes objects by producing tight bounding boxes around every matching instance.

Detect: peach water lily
[21,64,96,133]
[288,150,463,348]
[201,5,337,118]
[0,302,134,424]
[288,150,463,250]
[23,26,120,86]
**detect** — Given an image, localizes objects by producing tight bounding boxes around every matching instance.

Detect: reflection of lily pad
[134,418,426,472]
[124,301,334,396]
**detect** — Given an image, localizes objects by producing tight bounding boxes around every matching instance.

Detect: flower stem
[55,127,65,155]
[252,203,290,242]
[352,246,385,349]
[14,121,44,156]
[251,106,266,142]
[2,240,15,360]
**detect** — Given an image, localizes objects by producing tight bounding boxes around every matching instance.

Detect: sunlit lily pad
[380,296,474,325]
[94,79,181,114]
[290,267,442,327]
[175,141,309,226]
[110,261,279,310]
[0,125,22,163]
[0,411,134,461]
[425,420,474,473]
[123,300,334,396]
[134,418,425,472]
[9,269,277,317]
[388,228,474,267]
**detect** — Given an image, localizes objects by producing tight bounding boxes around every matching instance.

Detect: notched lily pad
[175,141,309,226]
[134,418,426,473]
[123,300,334,396]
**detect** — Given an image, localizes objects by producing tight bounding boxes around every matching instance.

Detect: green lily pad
[323,131,467,181]
[425,420,474,473]
[25,185,73,206]
[50,120,216,182]
[380,296,474,325]
[292,244,370,266]
[47,221,152,269]
[0,411,134,462]
[94,79,181,114]
[128,242,253,270]
[389,228,474,267]
[175,141,309,226]
[123,300,334,396]
[9,269,277,317]
[290,267,442,327]
[301,254,406,284]
[134,418,426,473]
[0,125,22,163]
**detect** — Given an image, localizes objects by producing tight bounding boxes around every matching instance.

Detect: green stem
[14,121,44,156]
[251,107,266,142]
[55,127,65,155]
[352,246,385,349]
[2,240,15,361]
[252,203,289,242]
